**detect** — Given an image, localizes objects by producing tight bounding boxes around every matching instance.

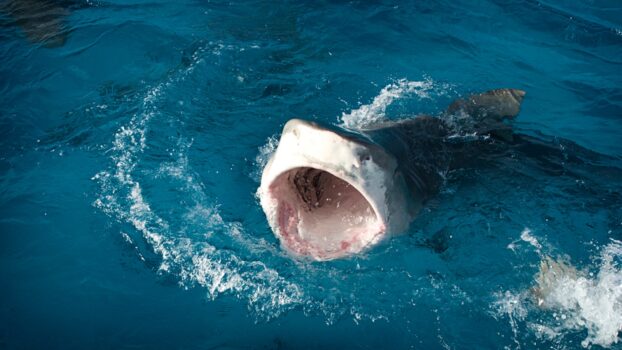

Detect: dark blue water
[2,1,622,349]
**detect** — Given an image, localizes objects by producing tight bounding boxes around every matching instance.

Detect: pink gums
[276,198,386,260]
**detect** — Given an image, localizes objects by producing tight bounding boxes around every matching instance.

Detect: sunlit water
[1,1,621,349]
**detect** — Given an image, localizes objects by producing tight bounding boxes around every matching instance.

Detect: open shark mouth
[267,167,385,260]
[258,118,411,261]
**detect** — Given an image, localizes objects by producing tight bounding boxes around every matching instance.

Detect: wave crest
[339,78,439,129]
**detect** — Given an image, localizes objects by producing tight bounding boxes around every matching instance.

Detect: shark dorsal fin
[445,88,526,121]
[444,88,526,141]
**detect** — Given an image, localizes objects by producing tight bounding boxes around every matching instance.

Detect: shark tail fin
[444,89,526,142]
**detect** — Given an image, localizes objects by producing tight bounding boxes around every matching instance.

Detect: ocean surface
[1,1,622,349]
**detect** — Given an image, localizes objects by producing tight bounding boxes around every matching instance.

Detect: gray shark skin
[259,89,529,260]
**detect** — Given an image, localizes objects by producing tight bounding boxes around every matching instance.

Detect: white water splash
[534,241,622,348]
[519,228,542,250]
[492,290,529,349]
[92,44,304,319]
[339,78,435,130]
[508,228,542,253]
[251,134,279,182]
[496,229,622,348]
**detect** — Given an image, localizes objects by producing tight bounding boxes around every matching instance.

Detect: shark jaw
[258,119,413,261]
[267,167,385,260]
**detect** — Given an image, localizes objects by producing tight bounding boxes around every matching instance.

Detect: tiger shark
[258,89,526,260]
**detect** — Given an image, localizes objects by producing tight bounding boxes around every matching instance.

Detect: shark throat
[270,167,383,260]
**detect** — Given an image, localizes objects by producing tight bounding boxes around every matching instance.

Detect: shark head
[257,89,527,261]
[258,119,414,261]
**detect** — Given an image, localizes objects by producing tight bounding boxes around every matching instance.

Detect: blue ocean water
[1,0,622,348]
